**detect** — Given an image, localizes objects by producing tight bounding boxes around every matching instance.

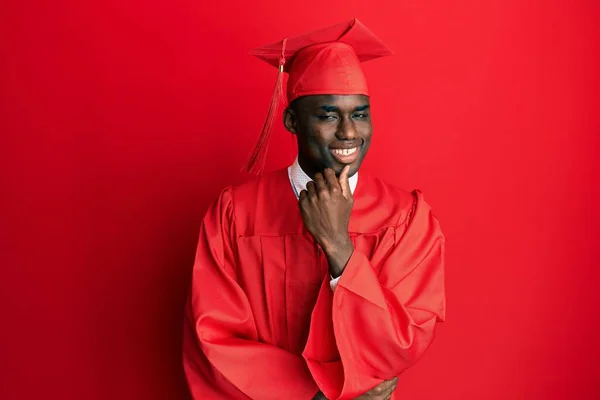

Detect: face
[284,94,372,178]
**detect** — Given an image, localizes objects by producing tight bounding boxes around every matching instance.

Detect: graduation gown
[183,168,445,400]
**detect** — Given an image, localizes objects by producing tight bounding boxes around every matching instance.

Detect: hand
[299,166,354,277]
[353,377,398,400]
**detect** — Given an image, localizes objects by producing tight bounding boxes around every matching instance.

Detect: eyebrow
[320,104,370,112]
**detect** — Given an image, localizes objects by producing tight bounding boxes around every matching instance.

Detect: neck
[297,158,318,179]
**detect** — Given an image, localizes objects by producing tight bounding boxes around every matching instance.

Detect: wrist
[321,234,352,255]
[323,236,353,278]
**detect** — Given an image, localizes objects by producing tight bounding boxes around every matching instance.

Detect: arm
[298,171,445,399]
[183,188,319,400]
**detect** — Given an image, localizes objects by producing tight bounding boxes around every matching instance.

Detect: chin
[332,163,359,177]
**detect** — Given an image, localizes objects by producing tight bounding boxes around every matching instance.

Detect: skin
[284,94,372,277]
[285,95,397,399]
[312,378,398,400]
[284,94,372,179]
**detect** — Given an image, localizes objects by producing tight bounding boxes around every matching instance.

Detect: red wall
[2,1,599,399]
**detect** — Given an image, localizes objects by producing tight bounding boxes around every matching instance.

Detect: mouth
[330,146,360,165]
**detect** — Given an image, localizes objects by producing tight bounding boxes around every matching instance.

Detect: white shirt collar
[287,157,358,199]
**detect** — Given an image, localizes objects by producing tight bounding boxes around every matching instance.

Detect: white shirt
[287,157,358,198]
[287,157,358,290]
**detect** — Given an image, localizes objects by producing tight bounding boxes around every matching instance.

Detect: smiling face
[283,94,373,179]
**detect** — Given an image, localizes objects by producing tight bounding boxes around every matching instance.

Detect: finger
[299,189,308,202]
[323,168,340,191]
[379,382,397,399]
[380,377,398,389]
[379,377,398,398]
[365,381,386,396]
[338,165,352,199]
[313,173,328,196]
[367,377,397,394]
[306,181,317,198]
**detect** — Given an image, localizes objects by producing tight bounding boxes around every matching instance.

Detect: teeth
[332,147,357,156]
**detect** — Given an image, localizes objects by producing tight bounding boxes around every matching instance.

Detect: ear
[283,107,298,135]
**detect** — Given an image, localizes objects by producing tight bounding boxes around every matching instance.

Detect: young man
[183,19,446,400]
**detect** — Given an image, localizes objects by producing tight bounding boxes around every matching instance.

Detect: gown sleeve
[302,190,446,400]
[183,188,319,400]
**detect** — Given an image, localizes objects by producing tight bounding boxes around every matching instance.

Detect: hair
[288,97,300,113]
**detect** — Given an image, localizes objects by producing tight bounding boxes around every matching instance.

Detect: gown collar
[287,157,358,199]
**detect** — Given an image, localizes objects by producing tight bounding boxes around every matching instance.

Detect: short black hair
[288,97,300,113]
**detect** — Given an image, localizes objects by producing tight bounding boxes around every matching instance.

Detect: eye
[317,115,338,121]
[353,113,369,119]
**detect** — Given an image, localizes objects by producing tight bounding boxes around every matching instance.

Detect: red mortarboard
[244,18,393,174]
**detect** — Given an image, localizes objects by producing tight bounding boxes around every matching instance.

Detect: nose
[336,115,358,140]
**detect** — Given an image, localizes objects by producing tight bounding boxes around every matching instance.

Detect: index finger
[338,165,352,199]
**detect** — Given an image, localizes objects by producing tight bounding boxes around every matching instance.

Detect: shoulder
[216,168,299,236]
[371,176,415,207]
[353,174,437,232]
[228,168,288,201]
[205,168,284,209]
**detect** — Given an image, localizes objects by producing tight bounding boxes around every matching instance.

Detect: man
[183,19,446,400]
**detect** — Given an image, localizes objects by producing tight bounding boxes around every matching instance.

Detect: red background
[2,1,599,399]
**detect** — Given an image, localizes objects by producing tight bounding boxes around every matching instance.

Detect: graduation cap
[244,18,394,174]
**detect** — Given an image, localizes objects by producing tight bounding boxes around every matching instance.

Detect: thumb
[338,166,352,199]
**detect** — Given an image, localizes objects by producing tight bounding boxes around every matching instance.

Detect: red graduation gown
[183,168,445,400]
